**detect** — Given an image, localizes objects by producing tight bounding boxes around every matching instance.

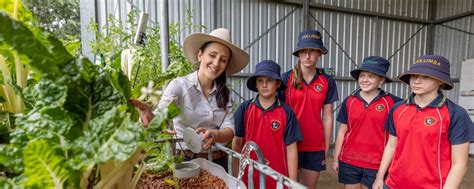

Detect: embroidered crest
[271,120,281,130]
[314,84,323,92]
[376,104,385,111]
[424,117,437,126]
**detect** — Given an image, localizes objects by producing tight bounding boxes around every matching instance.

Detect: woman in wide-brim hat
[373,55,474,189]
[279,29,339,189]
[134,28,249,170]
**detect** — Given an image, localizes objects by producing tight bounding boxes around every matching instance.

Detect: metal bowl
[173,161,200,179]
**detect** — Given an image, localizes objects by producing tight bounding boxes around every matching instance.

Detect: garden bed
[136,169,228,188]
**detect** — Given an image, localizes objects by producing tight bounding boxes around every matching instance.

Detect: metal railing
[154,138,307,189]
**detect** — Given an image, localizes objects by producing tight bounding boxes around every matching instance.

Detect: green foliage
[63,37,81,56]
[0,11,153,188]
[0,112,11,144]
[0,0,33,23]
[0,0,33,127]
[23,140,74,188]
[0,9,188,187]
[23,0,80,41]
[147,103,180,133]
[88,9,199,101]
[79,105,143,163]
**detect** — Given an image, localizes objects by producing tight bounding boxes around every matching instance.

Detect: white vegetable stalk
[120,48,135,80]
[0,53,25,113]
[0,0,26,113]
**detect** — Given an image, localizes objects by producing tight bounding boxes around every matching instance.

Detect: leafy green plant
[0,0,31,114]
[23,0,80,41]
[0,11,178,188]
[0,0,34,148]
[88,9,197,102]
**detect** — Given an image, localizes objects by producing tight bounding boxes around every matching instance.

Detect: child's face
[358,71,385,92]
[409,75,443,95]
[298,48,321,68]
[256,76,281,98]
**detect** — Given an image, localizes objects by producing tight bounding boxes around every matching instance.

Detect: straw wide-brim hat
[183,28,250,75]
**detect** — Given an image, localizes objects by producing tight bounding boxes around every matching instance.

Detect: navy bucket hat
[247,60,286,92]
[293,30,328,56]
[398,55,454,90]
[350,56,393,83]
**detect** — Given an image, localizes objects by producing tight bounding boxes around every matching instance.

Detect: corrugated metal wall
[83,0,474,143]
[433,0,474,102]
[312,0,430,19]
[435,0,473,19]
[87,0,439,100]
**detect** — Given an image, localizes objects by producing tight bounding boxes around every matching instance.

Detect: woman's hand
[196,128,218,149]
[129,99,155,127]
[332,160,339,175]
[372,178,384,189]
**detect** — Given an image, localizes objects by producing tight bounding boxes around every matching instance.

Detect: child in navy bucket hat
[280,30,339,189]
[233,60,303,189]
[334,56,403,189]
[293,30,328,56]
[350,56,393,83]
[398,55,454,90]
[374,55,474,189]
[246,60,287,92]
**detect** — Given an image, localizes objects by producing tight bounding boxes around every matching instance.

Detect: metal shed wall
[82,0,474,143]
[312,0,430,19]
[435,0,473,19]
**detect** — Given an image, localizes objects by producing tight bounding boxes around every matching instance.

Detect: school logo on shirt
[375,104,385,112]
[271,120,281,131]
[314,84,323,92]
[424,117,437,126]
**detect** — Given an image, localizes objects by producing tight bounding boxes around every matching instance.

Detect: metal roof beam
[279,0,473,25]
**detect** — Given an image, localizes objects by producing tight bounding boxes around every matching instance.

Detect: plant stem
[130,160,145,189]
[93,148,146,189]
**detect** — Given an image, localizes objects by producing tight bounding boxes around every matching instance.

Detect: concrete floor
[317,157,474,189]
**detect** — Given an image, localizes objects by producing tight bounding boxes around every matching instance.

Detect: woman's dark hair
[199,42,231,110]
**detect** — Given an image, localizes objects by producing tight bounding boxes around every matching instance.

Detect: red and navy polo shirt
[279,68,339,152]
[235,96,303,189]
[336,89,403,170]
[385,93,474,189]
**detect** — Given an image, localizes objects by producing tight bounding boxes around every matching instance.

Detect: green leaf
[34,79,68,108]
[0,144,23,173]
[60,58,130,124]
[166,103,180,119]
[79,105,143,163]
[147,102,181,133]
[0,12,73,76]
[63,38,81,56]
[0,0,33,23]
[23,140,72,188]
[0,68,4,85]
[0,12,56,75]
[0,176,24,189]
[13,106,77,149]
[0,111,10,143]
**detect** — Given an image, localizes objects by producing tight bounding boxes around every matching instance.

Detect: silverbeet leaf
[0,10,144,188]
[79,105,143,163]
[0,12,73,76]
[23,140,73,188]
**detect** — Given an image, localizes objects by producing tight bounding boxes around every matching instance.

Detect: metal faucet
[236,141,266,189]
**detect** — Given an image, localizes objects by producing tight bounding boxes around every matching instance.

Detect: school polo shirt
[279,69,339,151]
[385,93,474,189]
[235,96,303,189]
[336,89,402,170]
[157,71,235,150]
